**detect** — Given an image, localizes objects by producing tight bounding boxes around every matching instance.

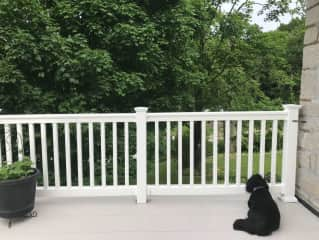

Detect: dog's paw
[233,219,244,230]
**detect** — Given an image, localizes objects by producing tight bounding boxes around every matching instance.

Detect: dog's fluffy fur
[233,174,280,236]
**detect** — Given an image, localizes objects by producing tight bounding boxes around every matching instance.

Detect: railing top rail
[0,109,291,124]
[147,111,288,121]
[0,113,136,124]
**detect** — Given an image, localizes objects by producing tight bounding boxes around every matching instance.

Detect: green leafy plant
[0,157,34,181]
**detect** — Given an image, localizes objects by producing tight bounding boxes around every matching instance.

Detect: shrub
[0,157,34,181]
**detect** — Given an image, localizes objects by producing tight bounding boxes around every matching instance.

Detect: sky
[222,0,293,32]
[250,2,292,32]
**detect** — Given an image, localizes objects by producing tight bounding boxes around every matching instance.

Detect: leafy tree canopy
[0,0,304,113]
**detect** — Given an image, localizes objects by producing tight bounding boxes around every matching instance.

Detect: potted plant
[0,157,39,227]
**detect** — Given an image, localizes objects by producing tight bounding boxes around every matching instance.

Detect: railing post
[280,104,301,202]
[135,107,148,203]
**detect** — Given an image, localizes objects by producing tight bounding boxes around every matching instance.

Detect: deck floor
[1,194,319,240]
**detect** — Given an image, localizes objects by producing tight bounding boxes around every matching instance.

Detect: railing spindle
[259,120,266,177]
[178,121,182,185]
[236,120,242,185]
[189,121,194,185]
[201,121,206,184]
[101,122,106,186]
[213,121,218,184]
[65,123,71,187]
[155,121,159,185]
[76,123,83,187]
[225,120,230,185]
[112,122,117,186]
[124,122,129,186]
[40,123,49,188]
[166,121,171,185]
[16,124,23,161]
[248,120,254,177]
[89,122,94,186]
[4,124,12,165]
[271,120,278,184]
[28,124,36,167]
[52,123,60,187]
[282,120,288,187]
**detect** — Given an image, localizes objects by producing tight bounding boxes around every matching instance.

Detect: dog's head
[246,174,269,193]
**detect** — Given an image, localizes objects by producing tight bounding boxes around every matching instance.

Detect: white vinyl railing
[0,105,301,203]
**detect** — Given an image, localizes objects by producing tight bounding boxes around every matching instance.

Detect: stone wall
[297,0,319,211]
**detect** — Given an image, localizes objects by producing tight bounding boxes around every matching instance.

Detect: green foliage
[259,0,305,21]
[255,18,305,105]
[0,0,304,114]
[0,157,34,181]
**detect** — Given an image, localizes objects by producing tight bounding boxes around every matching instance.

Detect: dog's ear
[246,174,268,193]
[246,175,257,193]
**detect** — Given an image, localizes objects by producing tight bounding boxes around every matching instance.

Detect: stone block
[296,186,308,197]
[304,25,319,45]
[298,129,319,150]
[302,44,319,69]
[307,0,319,9]
[306,4,319,26]
[300,68,319,99]
[300,102,319,117]
[296,168,319,198]
[309,151,319,174]
[298,149,319,176]
[298,117,319,131]
[296,185,319,212]
[296,168,319,214]
[297,149,311,168]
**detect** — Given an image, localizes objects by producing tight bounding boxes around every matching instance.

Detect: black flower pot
[0,169,39,219]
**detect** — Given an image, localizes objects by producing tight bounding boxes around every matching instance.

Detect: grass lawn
[147,151,282,185]
[40,151,282,186]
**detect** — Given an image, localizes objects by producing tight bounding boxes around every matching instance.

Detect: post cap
[134,107,148,112]
[283,104,302,111]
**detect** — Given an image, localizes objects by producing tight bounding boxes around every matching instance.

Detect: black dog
[233,174,280,236]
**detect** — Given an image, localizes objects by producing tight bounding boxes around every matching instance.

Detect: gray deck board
[1,195,319,240]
